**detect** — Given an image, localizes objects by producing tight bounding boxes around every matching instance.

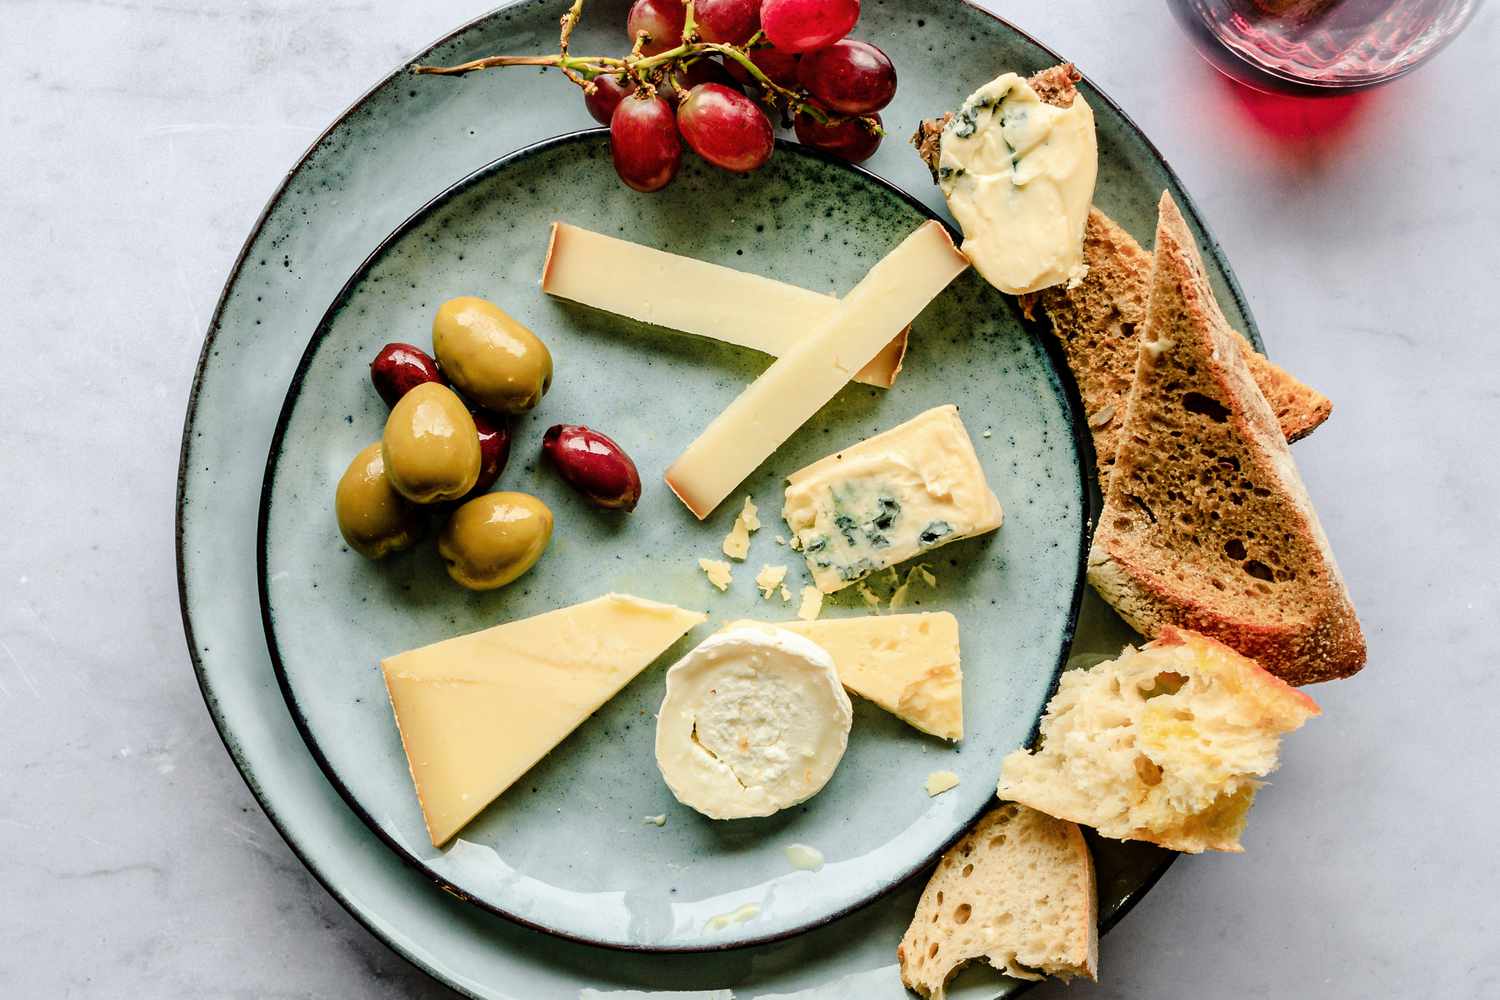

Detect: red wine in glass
[1166,0,1478,95]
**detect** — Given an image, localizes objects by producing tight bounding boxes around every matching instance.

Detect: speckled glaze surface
[261,132,1086,952]
[180,0,1261,994]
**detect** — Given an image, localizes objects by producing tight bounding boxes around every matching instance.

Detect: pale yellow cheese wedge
[382,594,707,846]
[665,222,969,519]
[727,613,963,741]
[542,223,908,388]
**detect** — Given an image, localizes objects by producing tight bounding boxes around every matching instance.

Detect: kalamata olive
[438,492,553,590]
[370,342,444,407]
[381,383,481,503]
[542,424,642,512]
[431,296,553,415]
[462,409,512,499]
[335,442,421,559]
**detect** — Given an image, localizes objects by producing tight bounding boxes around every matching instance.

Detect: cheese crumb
[721,497,759,560]
[755,564,788,600]
[889,563,939,611]
[925,770,961,796]
[784,843,825,871]
[779,583,793,603]
[698,558,733,592]
[797,586,823,621]
[982,429,993,438]
[775,535,787,546]
[643,814,667,827]
[789,534,803,551]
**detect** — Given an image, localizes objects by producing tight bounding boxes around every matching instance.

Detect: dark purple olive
[542,424,642,512]
[370,342,444,407]
[462,409,512,499]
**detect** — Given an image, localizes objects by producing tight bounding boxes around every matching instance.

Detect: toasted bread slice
[898,804,1097,997]
[1088,194,1365,684]
[1026,210,1331,478]
[911,70,1332,479]
[998,627,1319,853]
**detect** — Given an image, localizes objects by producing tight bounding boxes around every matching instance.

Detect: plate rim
[167,0,1289,989]
[255,127,1093,954]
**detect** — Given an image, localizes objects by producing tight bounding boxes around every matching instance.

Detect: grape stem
[409,2,883,137]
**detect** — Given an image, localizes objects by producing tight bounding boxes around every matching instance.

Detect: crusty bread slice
[998,627,1320,853]
[1088,193,1365,684]
[898,803,1097,997]
[1025,210,1332,479]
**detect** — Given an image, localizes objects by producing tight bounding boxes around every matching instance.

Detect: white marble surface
[3,1,1497,996]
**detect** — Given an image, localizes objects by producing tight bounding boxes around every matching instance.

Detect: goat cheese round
[655,626,853,820]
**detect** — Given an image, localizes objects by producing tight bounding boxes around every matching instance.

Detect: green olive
[335,443,421,559]
[381,382,481,503]
[432,296,553,415]
[437,492,553,590]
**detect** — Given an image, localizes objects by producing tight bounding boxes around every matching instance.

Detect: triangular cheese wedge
[382,594,707,845]
[729,613,963,741]
[1086,193,1364,685]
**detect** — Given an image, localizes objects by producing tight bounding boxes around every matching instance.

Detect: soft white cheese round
[655,626,853,820]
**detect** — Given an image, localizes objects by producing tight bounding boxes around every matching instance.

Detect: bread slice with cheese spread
[1088,193,1365,684]
[911,67,1332,480]
[998,627,1319,853]
[898,803,1097,997]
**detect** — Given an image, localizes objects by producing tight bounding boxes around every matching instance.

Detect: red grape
[798,39,895,114]
[678,83,775,172]
[663,57,738,106]
[795,109,882,162]
[694,0,760,45]
[760,0,859,54]
[611,94,682,191]
[724,45,802,90]
[585,73,635,125]
[626,0,687,56]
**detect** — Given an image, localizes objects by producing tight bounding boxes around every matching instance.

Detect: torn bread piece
[998,627,1320,853]
[1087,194,1364,684]
[899,803,1097,997]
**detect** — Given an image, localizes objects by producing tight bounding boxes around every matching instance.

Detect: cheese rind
[381,594,706,846]
[665,222,969,519]
[729,613,964,741]
[541,223,908,388]
[655,627,853,819]
[783,405,1003,593]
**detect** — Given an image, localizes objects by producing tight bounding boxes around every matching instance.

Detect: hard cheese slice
[783,404,1003,593]
[666,221,969,519]
[730,613,963,741]
[381,594,707,846]
[542,223,908,389]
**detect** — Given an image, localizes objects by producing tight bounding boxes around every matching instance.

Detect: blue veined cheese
[938,71,1097,295]
[782,405,1004,593]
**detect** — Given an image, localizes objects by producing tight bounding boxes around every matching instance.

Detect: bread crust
[1087,194,1365,685]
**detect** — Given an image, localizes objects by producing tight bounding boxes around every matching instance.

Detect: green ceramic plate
[259,132,1087,952]
[179,0,1266,993]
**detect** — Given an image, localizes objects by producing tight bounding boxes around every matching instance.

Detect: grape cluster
[597,0,895,190]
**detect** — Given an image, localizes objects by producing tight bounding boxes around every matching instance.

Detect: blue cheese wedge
[782,405,1004,593]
